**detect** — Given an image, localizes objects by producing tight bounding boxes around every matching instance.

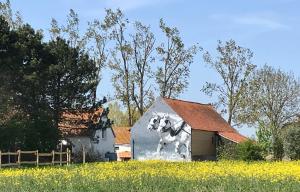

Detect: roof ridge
[163,97,213,106]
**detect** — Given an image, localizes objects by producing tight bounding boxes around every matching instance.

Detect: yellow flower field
[0,161,300,192]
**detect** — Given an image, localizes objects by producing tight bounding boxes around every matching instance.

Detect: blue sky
[6,0,300,137]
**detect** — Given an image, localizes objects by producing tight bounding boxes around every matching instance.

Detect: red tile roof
[117,151,131,159]
[58,108,103,136]
[218,131,248,143]
[163,98,235,132]
[163,98,248,143]
[113,127,131,145]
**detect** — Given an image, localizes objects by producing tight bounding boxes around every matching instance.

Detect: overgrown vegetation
[218,140,264,161]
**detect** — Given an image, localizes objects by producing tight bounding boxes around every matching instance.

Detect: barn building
[58,107,115,160]
[131,97,247,161]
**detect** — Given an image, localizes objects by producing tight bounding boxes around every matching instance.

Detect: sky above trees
[6,0,300,137]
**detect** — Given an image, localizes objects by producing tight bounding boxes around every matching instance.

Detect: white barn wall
[131,97,192,161]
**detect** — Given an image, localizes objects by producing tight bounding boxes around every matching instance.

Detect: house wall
[131,97,192,161]
[68,128,115,158]
[91,128,115,155]
[116,144,131,153]
[68,136,91,154]
[191,130,216,160]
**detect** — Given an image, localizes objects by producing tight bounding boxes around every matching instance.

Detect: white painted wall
[116,144,131,153]
[91,128,115,155]
[68,128,115,157]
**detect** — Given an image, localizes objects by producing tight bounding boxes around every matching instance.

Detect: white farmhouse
[58,107,115,160]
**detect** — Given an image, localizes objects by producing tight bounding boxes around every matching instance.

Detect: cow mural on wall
[131,97,248,161]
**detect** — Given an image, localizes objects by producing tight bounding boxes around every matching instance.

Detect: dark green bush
[236,140,264,161]
[218,140,264,161]
[283,125,300,160]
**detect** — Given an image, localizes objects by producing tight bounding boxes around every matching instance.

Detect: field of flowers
[0,160,300,192]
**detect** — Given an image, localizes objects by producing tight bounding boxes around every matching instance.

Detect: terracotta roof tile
[117,151,131,159]
[113,127,131,145]
[218,131,248,143]
[163,98,236,132]
[58,108,103,137]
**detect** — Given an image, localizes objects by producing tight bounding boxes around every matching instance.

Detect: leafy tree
[0,0,23,29]
[49,9,86,49]
[46,37,99,130]
[239,65,300,159]
[283,120,300,160]
[202,39,256,126]
[107,102,129,126]
[103,9,135,126]
[85,18,108,105]
[131,21,155,115]
[0,17,59,151]
[156,19,199,98]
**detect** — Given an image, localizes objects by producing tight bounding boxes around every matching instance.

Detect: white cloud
[210,13,290,31]
[233,16,290,30]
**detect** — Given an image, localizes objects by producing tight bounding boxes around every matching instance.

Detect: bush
[218,140,264,161]
[283,125,300,160]
[236,140,264,161]
[217,141,238,160]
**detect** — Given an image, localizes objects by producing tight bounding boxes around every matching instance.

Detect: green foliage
[218,140,263,161]
[236,140,264,161]
[156,18,199,99]
[256,123,272,155]
[0,14,98,151]
[202,39,256,125]
[217,140,238,160]
[283,123,300,160]
[238,65,300,158]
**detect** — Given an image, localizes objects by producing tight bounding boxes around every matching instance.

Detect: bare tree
[202,39,256,126]
[156,19,199,99]
[103,9,135,126]
[131,21,155,115]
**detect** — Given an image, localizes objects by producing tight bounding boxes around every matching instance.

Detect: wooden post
[82,146,85,164]
[52,150,55,165]
[36,150,39,167]
[59,143,62,166]
[0,150,2,169]
[8,151,10,165]
[66,148,70,165]
[17,150,21,167]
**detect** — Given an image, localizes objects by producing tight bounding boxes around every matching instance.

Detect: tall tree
[131,21,155,115]
[0,18,58,151]
[49,9,85,49]
[0,0,23,29]
[46,38,99,131]
[238,65,300,158]
[103,9,135,126]
[156,19,199,98]
[202,39,256,126]
[85,18,108,105]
